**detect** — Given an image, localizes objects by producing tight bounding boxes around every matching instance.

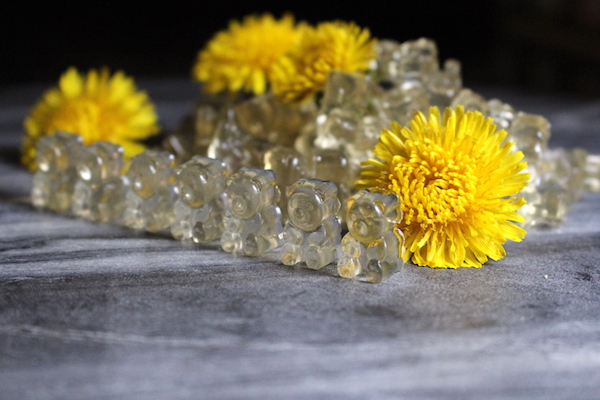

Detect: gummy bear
[171,156,227,244]
[338,190,404,283]
[31,131,83,212]
[123,150,178,233]
[263,146,308,223]
[72,141,129,223]
[280,178,342,270]
[221,167,283,256]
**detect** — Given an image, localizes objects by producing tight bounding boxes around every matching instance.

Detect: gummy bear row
[32,132,405,283]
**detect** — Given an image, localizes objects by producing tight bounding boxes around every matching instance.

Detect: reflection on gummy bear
[124,150,178,233]
[338,190,404,283]
[221,167,283,256]
[171,156,227,243]
[72,141,129,223]
[280,178,342,270]
[31,131,83,212]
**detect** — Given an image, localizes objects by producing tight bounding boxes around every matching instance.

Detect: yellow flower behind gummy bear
[22,67,160,171]
[271,20,376,103]
[357,106,530,269]
[193,13,304,95]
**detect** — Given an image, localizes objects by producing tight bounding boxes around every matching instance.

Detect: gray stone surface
[1,80,599,399]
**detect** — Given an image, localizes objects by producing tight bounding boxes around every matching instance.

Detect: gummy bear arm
[306,225,326,245]
[380,230,403,260]
[322,216,342,243]
[282,222,304,244]
[366,237,386,260]
[257,205,283,236]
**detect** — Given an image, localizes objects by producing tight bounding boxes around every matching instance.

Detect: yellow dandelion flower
[22,67,160,171]
[193,13,303,95]
[271,20,376,103]
[357,106,530,269]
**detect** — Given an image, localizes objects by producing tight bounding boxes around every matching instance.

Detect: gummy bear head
[176,157,227,208]
[287,178,340,231]
[76,141,124,185]
[35,131,82,173]
[346,190,401,244]
[227,167,278,220]
[126,150,176,200]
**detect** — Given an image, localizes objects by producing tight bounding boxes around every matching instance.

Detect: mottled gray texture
[1,81,599,400]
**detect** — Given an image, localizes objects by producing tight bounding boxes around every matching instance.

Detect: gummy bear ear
[316,180,337,199]
[197,169,209,184]
[314,188,326,202]
[227,168,245,186]
[383,193,400,221]
[175,163,186,175]
[251,178,263,192]
[374,200,386,215]
[332,196,341,214]
[288,178,304,197]
[347,194,357,211]
[166,153,177,168]
[273,185,281,203]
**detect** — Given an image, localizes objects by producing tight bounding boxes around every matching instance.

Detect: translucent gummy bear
[263,146,308,223]
[450,89,489,114]
[280,178,342,270]
[310,148,354,226]
[394,37,440,81]
[519,181,570,228]
[234,93,316,148]
[507,112,551,164]
[221,167,283,256]
[171,156,227,244]
[313,72,386,168]
[338,190,405,283]
[123,150,178,233]
[72,141,129,223]
[31,131,83,212]
[487,99,516,130]
[425,59,462,108]
[518,147,588,228]
[207,108,262,173]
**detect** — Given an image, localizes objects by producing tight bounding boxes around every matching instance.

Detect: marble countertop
[1,80,599,399]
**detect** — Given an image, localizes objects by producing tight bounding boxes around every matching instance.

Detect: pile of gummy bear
[30,38,600,283]
[166,38,600,229]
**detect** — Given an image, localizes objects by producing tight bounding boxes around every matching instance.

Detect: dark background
[2,0,600,96]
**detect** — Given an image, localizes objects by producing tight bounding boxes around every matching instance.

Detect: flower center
[389,139,478,229]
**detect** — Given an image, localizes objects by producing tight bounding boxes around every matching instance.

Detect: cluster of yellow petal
[22,67,160,171]
[271,21,376,103]
[193,14,303,96]
[357,106,530,269]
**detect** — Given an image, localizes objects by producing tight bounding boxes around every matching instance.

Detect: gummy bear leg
[146,211,173,233]
[245,234,280,257]
[221,231,243,254]
[337,255,360,279]
[31,173,51,208]
[280,243,302,266]
[304,245,333,270]
[72,182,92,219]
[53,191,73,213]
[193,221,221,244]
[364,259,396,283]
[124,207,145,230]
[244,234,264,257]
[171,220,192,241]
